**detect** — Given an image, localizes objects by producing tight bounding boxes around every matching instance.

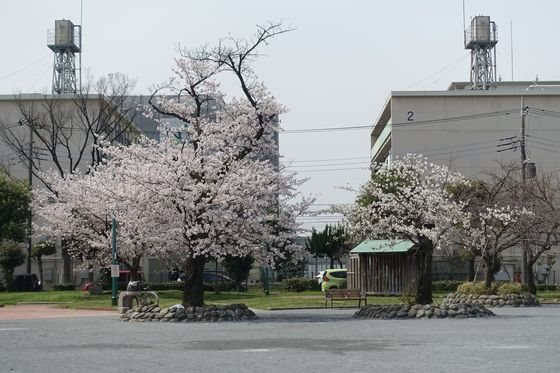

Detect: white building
[0,93,143,286]
[371,81,560,176]
[370,81,560,284]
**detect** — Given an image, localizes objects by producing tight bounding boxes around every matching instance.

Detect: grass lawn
[536,291,560,302]
[1,289,556,310]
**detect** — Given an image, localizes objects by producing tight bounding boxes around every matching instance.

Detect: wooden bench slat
[324,289,367,308]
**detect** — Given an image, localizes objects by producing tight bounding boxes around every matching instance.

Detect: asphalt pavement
[1,305,558,372]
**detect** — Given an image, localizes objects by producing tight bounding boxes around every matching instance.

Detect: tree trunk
[526,251,537,295]
[87,264,94,283]
[483,265,494,289]
[182,256,206,307]
[526,265,536,295]
[122,257,142,282]
[415,238,434,305]
[37,256,44,285]
[467,258,475,282]
[483,254,501,289]
[129,267,139,282]
[130,257,141,281]
[329,257,334,269]
[61,241,72,284]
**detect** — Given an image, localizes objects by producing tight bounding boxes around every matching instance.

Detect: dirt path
[0,304,116,320]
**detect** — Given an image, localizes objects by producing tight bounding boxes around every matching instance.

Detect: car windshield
[329,271,347,278]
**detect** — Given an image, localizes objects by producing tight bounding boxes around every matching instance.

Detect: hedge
[431,280,463,292]
[52,283,76,291]
[282,277,321,292]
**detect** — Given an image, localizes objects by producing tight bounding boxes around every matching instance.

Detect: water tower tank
[55,20,74,46]
[472,16,490,42]
[464,15,497,49]
[48,19,80,52]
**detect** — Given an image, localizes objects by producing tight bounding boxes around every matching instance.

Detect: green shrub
[432,280,463,292]
[456,281,498,295]
[399,281,417,305]
[203,281,237,292]
[455,281,530,295]
[536,284,558,291]
[282,277,320,292]
[497,282,522,295]
[0,243,26,290]
[52,283,76,291]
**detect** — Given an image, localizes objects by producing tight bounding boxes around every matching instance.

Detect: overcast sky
[1,0,559,231]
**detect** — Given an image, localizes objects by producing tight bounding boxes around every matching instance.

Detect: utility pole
[520,97,528,284]
[25,121,33,274]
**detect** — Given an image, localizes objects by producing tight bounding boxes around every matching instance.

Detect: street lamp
[110,214,119,306]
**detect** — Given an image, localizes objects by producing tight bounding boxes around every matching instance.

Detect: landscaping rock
[353,303,494,320]
[121,303,258,323]
[442,293,539,307]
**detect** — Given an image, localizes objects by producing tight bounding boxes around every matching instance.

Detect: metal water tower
[464,16,498,90]
[47,19,81,94]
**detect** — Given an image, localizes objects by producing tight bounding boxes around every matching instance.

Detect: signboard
[110,265,120,278]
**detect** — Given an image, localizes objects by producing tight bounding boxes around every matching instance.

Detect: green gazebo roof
[350,239,415,254]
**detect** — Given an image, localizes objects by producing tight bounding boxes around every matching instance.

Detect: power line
[284,166,368,173]
[28,64,54,92]
[286,139,508,167]
[0,53,51,82]
[398,144,500,158]
[527,139,560,151]
[405,53,470,89]
[526,134,560,145]
[288,156,369,163]
[286,161,370,169]
[429,148,504,162]
[401,138,505,155]
[281,109,516,134]
[528,145,560,155]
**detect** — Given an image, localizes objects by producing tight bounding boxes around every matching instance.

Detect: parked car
[321,269,347,292]
[12,274,41,292]
[178,271,245,291]
[315,270,326,285]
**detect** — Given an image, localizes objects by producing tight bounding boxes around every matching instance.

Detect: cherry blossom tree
[453,165,559,292]
[140,23,307,306]
[34,23,311,307]
[462,204,532,288]
[33,166,160,282]
[521,171,560,294]
[467,166,560,294]
[343,154,471,304]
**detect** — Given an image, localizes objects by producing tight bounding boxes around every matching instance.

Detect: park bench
[324,289,367,309]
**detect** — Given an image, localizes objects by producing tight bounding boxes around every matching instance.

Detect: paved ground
[0,305,116,320]
[0,305,558,372]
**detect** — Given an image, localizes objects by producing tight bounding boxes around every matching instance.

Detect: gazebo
[347,239,417,295]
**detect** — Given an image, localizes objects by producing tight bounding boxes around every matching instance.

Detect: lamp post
[111,214,118,306]
[263,267,270,296]
[520,98,527,284]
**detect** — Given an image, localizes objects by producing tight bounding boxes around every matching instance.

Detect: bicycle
[127,281,159,307]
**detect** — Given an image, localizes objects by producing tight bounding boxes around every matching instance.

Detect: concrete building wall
[370,82,560,283]
[389,93,560,177]
[0,94,141,286]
